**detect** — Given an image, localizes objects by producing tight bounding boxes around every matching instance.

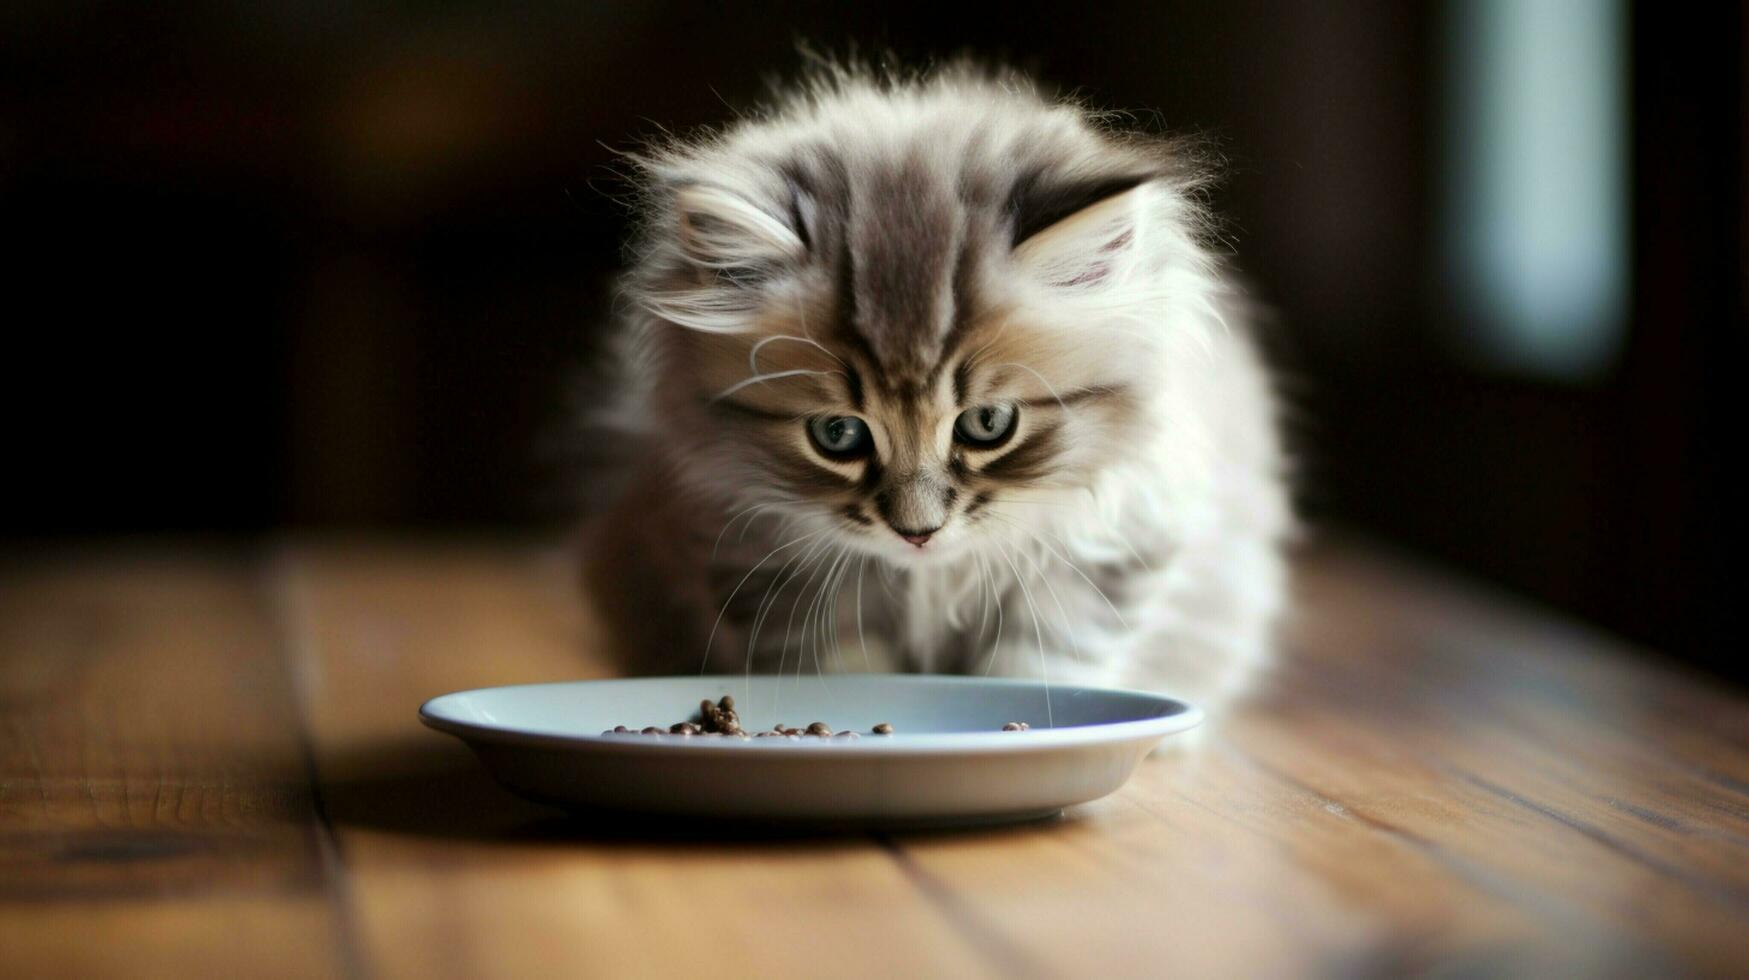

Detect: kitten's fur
[582,63,1291,713]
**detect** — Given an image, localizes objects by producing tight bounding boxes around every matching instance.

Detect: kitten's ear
[1012,175,1156,288]
[673,184,805,279]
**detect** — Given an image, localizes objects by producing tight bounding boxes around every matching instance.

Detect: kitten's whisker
[822,544,854,676]
[747,511,800,546]
[988,518,1069,646]
[820,544,852,674]
[792,291,827,356]
[992,539,1053,727]
[965,314,1016,367]
[816,546,839,674]
[1072,486,1156,572]
[780,536,838,703]
[974,548,993,652]
[805,544,849,680]
[1038,499,1152,571]
[699,528,823,675]
[855,554,872,671]
[711,501,778,561]
[995,495,1153,573]
[1008,530,1090,668]
[976,551,998,673]
[993,514,1131,630]
[982,551,1006,676]
[992,361,1069,411]
[804,542,832,672]
[797,543,826,673]
[779,537,838,679]
[812,550,850,711]
[790,536,837,633]
[748,332,845,377]
[877,559,901,605]
[749,533,831,682]
[746,545,804,679]
[834,548,857,671]
[1117,535,1155,573]
[749,537,816,649]
[712,368,842,402]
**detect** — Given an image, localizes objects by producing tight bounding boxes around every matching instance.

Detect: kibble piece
[640,726,664,735]
[806,721,832,736]
[755,730,781,738]
[833,730,859,739]
[872,723,895,735]
[1002,721,1030,732]
[695,695,743,734]
[670,721,701,735]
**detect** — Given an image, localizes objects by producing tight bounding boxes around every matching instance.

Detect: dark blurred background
[3,2,1742,680]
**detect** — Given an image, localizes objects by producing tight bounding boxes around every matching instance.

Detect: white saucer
[420,675,1201,828]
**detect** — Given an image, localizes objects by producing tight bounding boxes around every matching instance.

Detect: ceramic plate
[420,675,1201,828]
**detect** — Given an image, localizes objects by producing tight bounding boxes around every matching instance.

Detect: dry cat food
[608,696,1028,742]
[603,696,890,739]
[603,696,1034,739]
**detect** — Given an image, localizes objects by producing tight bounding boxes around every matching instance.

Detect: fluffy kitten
[582,63,1292,713]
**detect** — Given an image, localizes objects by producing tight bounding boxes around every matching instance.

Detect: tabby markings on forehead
[837,156,967,389]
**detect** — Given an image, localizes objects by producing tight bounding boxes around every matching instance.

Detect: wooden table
[3,538,1746,979]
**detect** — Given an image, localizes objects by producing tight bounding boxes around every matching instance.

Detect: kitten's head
[623,64,1223,563]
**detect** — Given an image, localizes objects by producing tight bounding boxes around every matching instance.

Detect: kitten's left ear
[673,183,806,278]
[1011,174,1157,288]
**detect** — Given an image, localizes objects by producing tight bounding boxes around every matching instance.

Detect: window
[1444,0,1629,380]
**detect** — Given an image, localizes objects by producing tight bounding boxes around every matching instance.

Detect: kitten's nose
[895,526,939,548]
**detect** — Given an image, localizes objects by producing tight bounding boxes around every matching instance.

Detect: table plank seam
[1235,752,1614,935]
[264,550,376,980]
[872,833,1045,980]
[1452,770,1749,908]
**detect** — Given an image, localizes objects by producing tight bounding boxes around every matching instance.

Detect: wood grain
[3,536,1747,979]
[0,547,349,979]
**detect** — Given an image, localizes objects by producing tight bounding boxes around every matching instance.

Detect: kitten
[581,63,1292,714]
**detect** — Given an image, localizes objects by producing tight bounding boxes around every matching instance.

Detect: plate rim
[419,674,1203,758]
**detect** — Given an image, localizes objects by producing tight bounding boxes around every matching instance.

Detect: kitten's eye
[954,404,1018,446]
[807,415,873,459]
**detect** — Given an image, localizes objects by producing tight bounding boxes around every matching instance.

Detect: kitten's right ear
[672,184,805,280]
[1011,173,1158,289]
